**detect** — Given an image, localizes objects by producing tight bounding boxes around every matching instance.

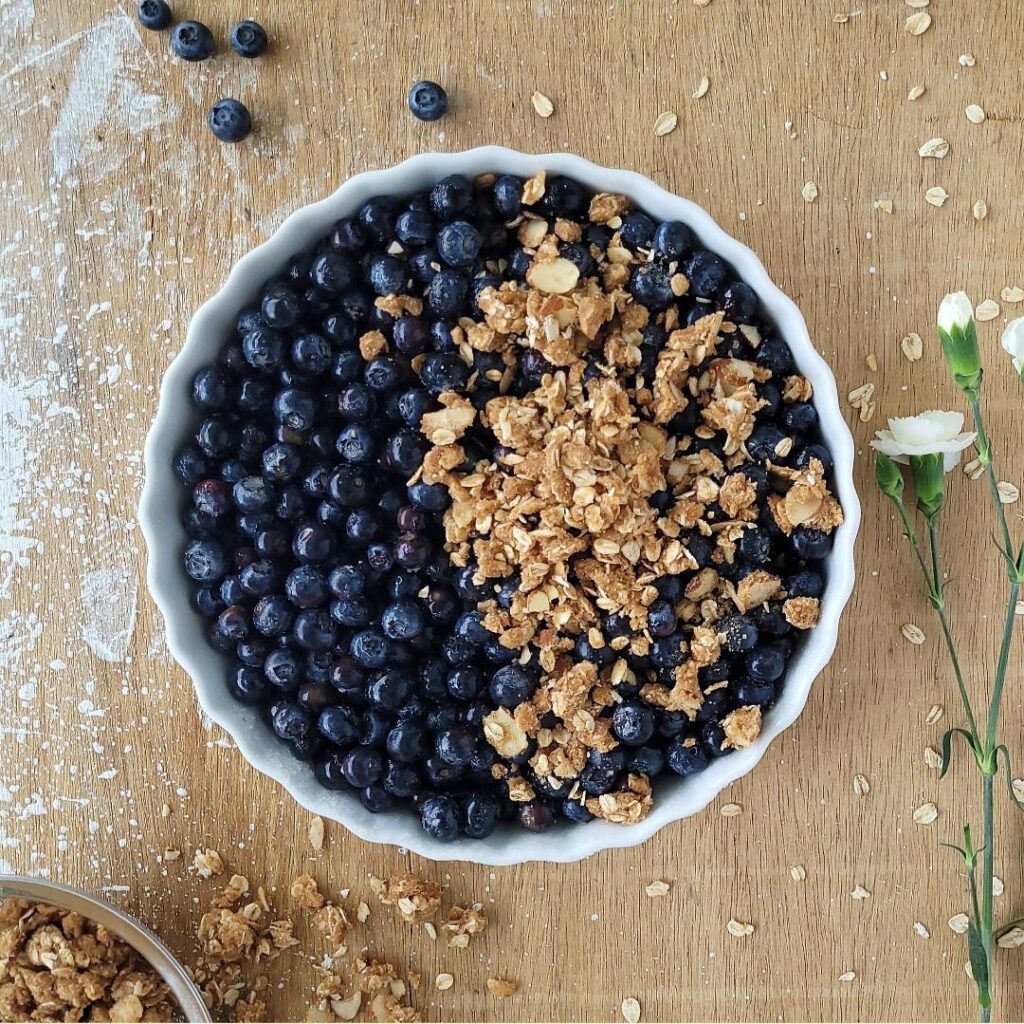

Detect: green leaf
[994,746,1024,813]
[966,918,991,1008]
[940,728,981,778]
[996,917,1024,939]
[939,841,969,863]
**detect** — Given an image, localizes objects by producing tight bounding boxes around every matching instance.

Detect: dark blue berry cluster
[136,4,263,142]
[176,170,839,842]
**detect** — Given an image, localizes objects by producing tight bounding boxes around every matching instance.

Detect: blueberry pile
[136,3,265,142]
[175,170,839,842]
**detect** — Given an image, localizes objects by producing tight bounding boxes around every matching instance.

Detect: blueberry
[395,210,435,249]
[407,80,448,121]
[783,402,818,433]
[350,630,390,669]
[701,721,731,757]
[463,793,499,839]
[734,674,776,706]
[290,333,333,379]
[407,481,449,513]
[562,798,594,823]
[327,565,365,600]
[746,425,788,463]
[420,795,460,841]
[436,725,476,767]
[787,570,824,598]
[684,250,728,298]
[196,419,235,459]
[519,803,555,833]
[539,176,585,216]
[272,702,312,743]
[292,609,335,651]
[292,523,335,563]
[446,666,481,701]
[386,720,427,763]
[720,281,757,322]
[738,526,772,565]
[419,352,470,394]
[170,19,214,61]
[137,0,171,30]
[252,596,294,637]
[238,560,277,597]
[429,175,473,221]
[755,336,794,378]
[342,745,383,787]
[427,269,469,318]
[175,446,210,485]
[242,327,286,373]
[364,356,403,392]
[384,763,420,798]
[611,702,656,746]
[381,599,425,641]
[719,614,759,653]
[436,221,482,268]
[229,664,266,705]
[629,264,674,311]
[335,423,375,464]
[628,745,665,776]
[752,607,791,637]
[489,664,536,707]
[359,784,392,813]
[646,600,677,637]
[792,526,832,560]
[368,254,408,296]
[261,282,304,329]
[651,220,694,259]
[191,367,230,410]
[620,212,655,249]
[383,428,428,475]
[229,19,268,57]
[745,640,786,682]
[184,539,227,583]
[208,99,252,143]
[650,634,685,670]
[573,633,612,667]
[493,175,523,218]
[795,442,833,472]
[666,738,709,776]
[559,242,595,277]
[359,197,399,243]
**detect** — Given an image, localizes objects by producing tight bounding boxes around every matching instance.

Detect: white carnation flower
[869,410,977,473]
[1001,317,1024,376]
[937,291,974,334]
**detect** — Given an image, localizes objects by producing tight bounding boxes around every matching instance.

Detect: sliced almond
[531,91,554,118]
[654,111,679,136]
[720,802,742,817]
[526,256,580,295]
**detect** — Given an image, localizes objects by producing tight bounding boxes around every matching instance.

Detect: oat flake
[993,876,1004,896]
[308,815,325,850]
[913,802,939,825]
[918,137,949,159]
[727,918,754,937]
[998,926,1024,948]
[801,181,819,203]
[1000,286,1024,303]
[622,997,642,1023]
[966,104,986,124]
[692,76,710,99]
[654,111,678,136]
[790,864,807,881]
[949,913,970,935]
[925,704,944,725]
[914,922,931,939]
[924,746,942,769]
[959,53,976,66]
[907,84,926,101]
[435,973,454,991]
[853,773,870,796]
[975,299,1000,321]
[838,971,857,982]
[531,91,554,118]
[925,186,949,207]
[645,880,671,897]
[973,199,988,220]
[901,333,923,361]
[1012,778,1024,800]
[720,802,742,817]
[905,11,932,33]
[902,623,926,645]
[996,481,1019,504]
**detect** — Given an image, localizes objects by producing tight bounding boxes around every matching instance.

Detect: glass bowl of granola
[140,148,860,864]
[0,874,211,1021]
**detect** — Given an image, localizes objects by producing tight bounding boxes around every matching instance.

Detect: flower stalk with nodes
[871,292,1024,1021]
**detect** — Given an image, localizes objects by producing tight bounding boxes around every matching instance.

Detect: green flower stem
[926,521,981,743]
[986,581,1021,752]
[969,397,1013,563]
[982,772,994,1024]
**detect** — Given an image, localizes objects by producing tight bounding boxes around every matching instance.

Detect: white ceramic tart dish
[140,147,861,865]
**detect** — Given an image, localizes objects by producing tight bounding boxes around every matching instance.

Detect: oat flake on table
[913,802,939,825]
[904,11,932,33]
[692,76,710,99]
[801,181,819,203]
[853,773,870,796]
[975,299,1000,321]
[973,199,988,220]
[901,333,923,361]
[622,996,642,1023]
[918,137,949,159]
[949,913,970,934]
[925,186,949,207]
[907,84,926,101]
[653,111,678,136]
[530,91,554,117]
[925,704,944,725]
[965,104,986,124]
[902,623,926,645]
[1000,285,1024,303]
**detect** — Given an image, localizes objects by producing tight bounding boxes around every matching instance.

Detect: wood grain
[1,1,1023,1020]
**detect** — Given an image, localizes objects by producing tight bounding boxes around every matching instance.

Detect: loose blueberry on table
[176,169,843,842]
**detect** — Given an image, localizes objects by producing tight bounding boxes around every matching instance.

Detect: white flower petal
[870,410,976,473]
[1001,317,1024,375]
[938,291,974,333]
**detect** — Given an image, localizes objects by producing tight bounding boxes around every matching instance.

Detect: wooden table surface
[2,1,1023,1020]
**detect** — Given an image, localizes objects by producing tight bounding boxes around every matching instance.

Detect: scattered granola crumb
[160,802,172,818]
[621,996,642,1023]
[925,704,944,725]
[865,352,878,371]
[369,875,442,924]
[959,53,976,66]
[992,876,1004,896]
[997,926,1024,949]
[996,481,1020,504]
[423,922,437,940]
[356,901,371,923]
[531,91,554,118]
[644,880,671,897]
[308,815,325,851]
[486,977,518,998]
[194,847,225,878]
[443,906,487,947]
[923,746,942,769]
[692,76,710,99]
[1001,286,1024,303]
[913,802,939,825]
[653,111,678,136]
[918,137,949,159]
[291,873,326,910]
